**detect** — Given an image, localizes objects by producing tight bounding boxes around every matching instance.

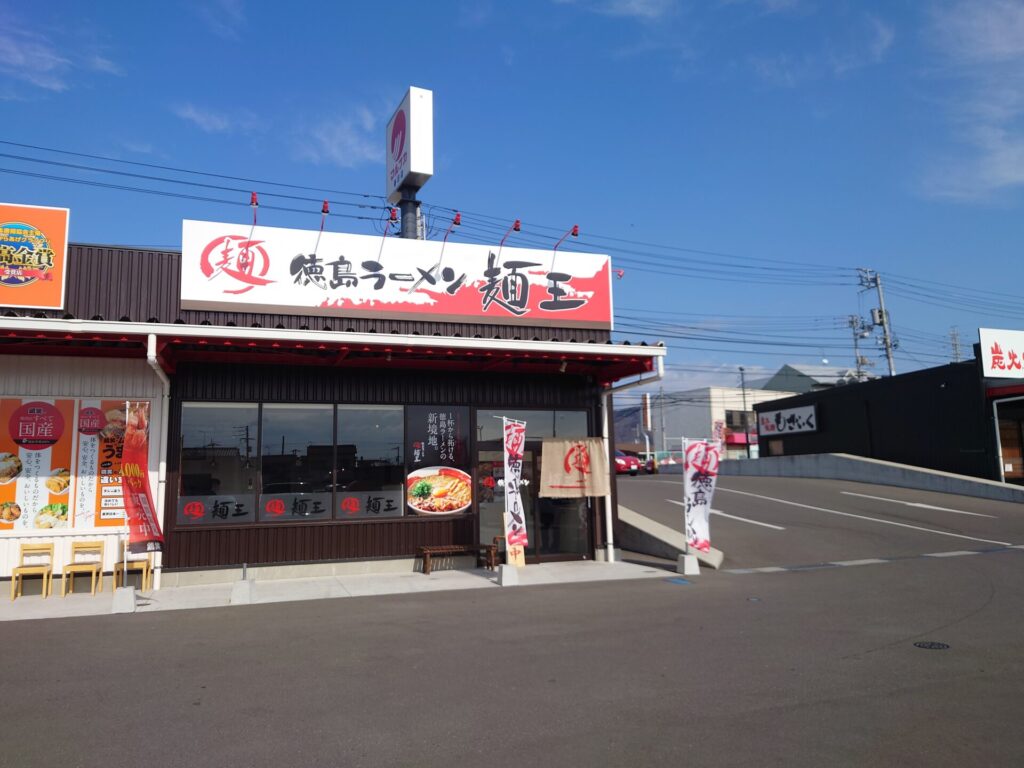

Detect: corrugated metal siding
[167,518,475,569]
[0,356,165,398]
[171,363,600,407]
[162,362,603,569]
[22,244,610,343]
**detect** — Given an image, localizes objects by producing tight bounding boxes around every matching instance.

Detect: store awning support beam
[599,352,665,563]
[146,333,170,590]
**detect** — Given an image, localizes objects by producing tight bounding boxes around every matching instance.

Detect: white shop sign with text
[980,328,1024,379]
[180,219,613,329]
[757,404,817,436]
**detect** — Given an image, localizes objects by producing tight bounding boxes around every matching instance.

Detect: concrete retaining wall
[721,454,1024,504]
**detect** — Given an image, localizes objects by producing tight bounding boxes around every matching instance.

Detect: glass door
[476,443,589,562]
[532,446,589,561]
[477,447,537,557]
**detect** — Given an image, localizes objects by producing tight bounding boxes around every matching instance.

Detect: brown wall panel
[167,517,474,569]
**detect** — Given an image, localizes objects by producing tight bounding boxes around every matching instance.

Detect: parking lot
[617,473,1024,570]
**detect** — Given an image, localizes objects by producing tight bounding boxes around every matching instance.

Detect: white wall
[0,356,165,581]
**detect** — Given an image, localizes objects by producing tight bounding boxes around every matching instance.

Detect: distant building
[615,386,797,459]
[759,364,870,394]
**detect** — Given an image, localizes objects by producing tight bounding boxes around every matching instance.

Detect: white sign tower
[385,87,434,239]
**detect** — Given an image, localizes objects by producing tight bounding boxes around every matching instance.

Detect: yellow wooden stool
[62,540,105,597]
[114,553,152,592]
[11,543,54,600]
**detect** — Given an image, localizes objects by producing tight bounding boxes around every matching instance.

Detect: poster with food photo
[0,398,76,530]
[405,405,472,516]
[74,400,136,528]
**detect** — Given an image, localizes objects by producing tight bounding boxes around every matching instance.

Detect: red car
[614,450,641,476]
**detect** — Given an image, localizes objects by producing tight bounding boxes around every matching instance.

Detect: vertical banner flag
[502,418,528,567]
[120,401,163,551]
[683,438,721,553]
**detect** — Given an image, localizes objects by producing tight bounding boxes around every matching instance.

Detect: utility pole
[848,315,875,381]
[659,384,667,451]
[739,366,750,459]
[858,268,896,377]
[950,326,962,362]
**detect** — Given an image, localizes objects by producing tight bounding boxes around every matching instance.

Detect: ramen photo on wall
[406,467,472,515]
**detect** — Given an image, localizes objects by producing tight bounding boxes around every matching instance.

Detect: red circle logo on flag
[685,441,720,477]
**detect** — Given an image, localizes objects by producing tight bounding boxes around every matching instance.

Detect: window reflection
[260,405,333,522]
[178,403,258,525]
[335,406,404,519]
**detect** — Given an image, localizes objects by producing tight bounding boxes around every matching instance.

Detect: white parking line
[840,491,996,518]
[830,558,889,567]
[716,487,1012,547]
[923,550,983,558]
[665,499,785,530]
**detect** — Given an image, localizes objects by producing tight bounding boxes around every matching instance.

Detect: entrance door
[476,442,589,562]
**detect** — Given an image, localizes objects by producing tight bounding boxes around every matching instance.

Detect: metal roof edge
[0,316,666,358]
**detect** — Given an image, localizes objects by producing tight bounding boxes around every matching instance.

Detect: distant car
[614,450,641,476]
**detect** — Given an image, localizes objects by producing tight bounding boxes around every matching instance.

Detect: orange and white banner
[0,398,154,535]
[0,399,76,530]
[502,418,528,567]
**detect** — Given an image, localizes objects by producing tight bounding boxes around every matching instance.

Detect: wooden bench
[419,544,499,575]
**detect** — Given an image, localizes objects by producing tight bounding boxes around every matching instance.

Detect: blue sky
[2,0,1024,390]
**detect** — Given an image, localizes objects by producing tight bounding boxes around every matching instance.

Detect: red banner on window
[120,401,163,551]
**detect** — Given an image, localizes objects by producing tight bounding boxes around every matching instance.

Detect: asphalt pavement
[4,474,1024,767]
[618,473,1024,569]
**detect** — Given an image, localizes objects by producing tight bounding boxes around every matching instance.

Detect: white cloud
[922,0,1024,200]
[720,0,801,15]
[293,107,383,169]
[196,0,246,39]
[831,15,895,74]
[750,13,894,87]
[0,16,123,94]
[87,54,123,76]
[554,0,676,21]
[172,103,234,133]
[0,25,71,91]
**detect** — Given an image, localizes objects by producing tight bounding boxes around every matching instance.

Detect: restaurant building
[0,204,664,589]
[753,331,1024,486]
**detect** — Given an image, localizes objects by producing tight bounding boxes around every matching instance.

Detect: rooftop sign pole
[385,87,434,239]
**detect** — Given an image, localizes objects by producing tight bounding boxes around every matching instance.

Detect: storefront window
[178,403,259,525]
[336,406,404,519]
[259,405,334,522]
[475,409,590,552]
[476,409,588,441]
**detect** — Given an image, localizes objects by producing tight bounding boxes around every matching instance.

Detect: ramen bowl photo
[407,467,472,515]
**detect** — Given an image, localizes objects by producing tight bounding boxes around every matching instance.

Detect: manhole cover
[913,641,950,650]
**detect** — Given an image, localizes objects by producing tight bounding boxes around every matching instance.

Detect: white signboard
[180,219,613,329]
[386,86,433,204]
[757,404,817,436]
[683,439,720,553]
[980,328,1024,379]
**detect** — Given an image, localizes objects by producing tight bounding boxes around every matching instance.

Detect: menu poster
[75,399,131,528]
[0,399,76,531]
[405,405,472,517]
